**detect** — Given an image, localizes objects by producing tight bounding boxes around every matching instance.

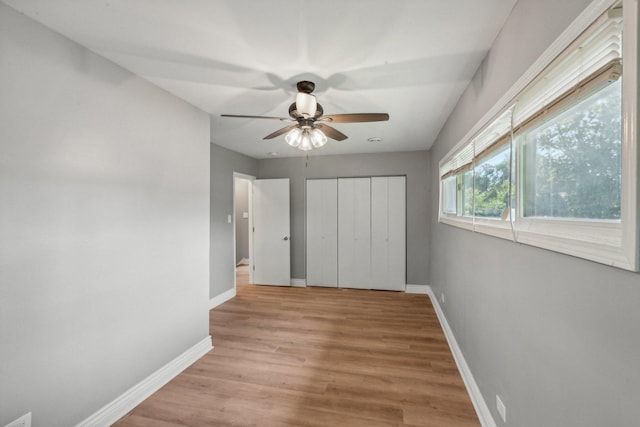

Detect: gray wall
[429,0,640,426]
[0,5,211,426]
[258,151,430,284]
[210,144,257,298]
[234,178,250,263]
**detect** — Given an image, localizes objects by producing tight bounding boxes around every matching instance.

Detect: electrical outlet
[441,293,445,305]
[5,412,31,427]
[496,395,507,423]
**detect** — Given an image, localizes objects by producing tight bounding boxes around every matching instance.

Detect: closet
[306,176,406,291]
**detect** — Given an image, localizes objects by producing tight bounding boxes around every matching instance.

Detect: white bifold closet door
[306,179,338,287]
[371,176,406,291]
[338,178,372,289]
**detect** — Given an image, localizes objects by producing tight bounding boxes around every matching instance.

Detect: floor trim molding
[209,287,236,310]
[425,285,497,427]
[291,278,306,287]
[76,336,213,427]
[405,284,430,294]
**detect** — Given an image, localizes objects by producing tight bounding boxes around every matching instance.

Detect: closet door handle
[283,236,289,241]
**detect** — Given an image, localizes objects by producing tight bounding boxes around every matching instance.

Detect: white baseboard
[76,336,213,427]
[236,257,250,266]
[209,287,236,310]
[425,285,497,427]
[405,284,430,294]
[291,278,306,287]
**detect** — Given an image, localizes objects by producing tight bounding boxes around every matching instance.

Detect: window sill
[439,215,473,231]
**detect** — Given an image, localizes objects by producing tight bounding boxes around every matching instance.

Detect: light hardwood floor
[114,266,479,426]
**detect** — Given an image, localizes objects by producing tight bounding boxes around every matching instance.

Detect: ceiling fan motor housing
[296,80,315,94]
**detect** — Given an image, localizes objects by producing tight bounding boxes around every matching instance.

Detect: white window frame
[438,0,638,271]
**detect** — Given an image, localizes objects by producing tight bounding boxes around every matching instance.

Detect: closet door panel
[306,179,337,287]
[338,178,371,289]
[371,177,389,290]
[337,178,355,287]
[306,180,323,286]
[352,178,371,288]
[387,176,406,291]
[321,179,338,286]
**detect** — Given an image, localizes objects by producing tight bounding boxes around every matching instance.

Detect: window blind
[440,10,621,180]
[440,105,513,178]
[472,107,513,160]
[440,143,474,179]
[513,15,622,129]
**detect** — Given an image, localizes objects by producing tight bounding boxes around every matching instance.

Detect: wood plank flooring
[114,266,479,426]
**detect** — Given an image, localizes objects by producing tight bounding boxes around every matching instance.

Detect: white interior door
[371,177,390,290]
[371,176,406,291]
[387,176,406,290]
[321,180,338,286]
[253,178,290,286]
[338,178,371,289]
[306,179,337,287]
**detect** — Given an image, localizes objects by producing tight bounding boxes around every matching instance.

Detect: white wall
[0,5,211,426]
[429,0,640,425]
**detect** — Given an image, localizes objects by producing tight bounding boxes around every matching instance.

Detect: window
[440,169,474,221]
[438,1,638,271]
[474,145,510,218]
[458,169,474,217]
[440,143,474,226]
[520,80,622,220]
[443,176,457,214]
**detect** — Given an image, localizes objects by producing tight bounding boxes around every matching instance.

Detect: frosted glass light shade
[295,93,317,118]
[298,131,313,151]
[311,128,327,147]
[285,127,302,147]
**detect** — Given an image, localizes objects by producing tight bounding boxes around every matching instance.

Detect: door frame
[233,172,256,291]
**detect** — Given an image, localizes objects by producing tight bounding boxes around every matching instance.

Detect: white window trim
[620,0,639,271]
[438,0,638,272]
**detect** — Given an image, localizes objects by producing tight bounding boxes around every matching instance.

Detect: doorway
[233,173,255,290]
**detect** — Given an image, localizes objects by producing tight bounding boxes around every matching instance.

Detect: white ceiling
[3,0,517,159]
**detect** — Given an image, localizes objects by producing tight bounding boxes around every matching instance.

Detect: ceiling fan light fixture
[285,127,302,147]
[298,130,313,151]
[311,128,327,148]
[295,92,317,118]
[221,80,390,149]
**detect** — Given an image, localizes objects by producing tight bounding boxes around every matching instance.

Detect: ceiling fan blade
[221,114,291,121]
[315,124,348,141]
[263,125,298,140]
[319,113,390,123]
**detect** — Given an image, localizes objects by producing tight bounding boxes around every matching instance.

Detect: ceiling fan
[221,81,389,151]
